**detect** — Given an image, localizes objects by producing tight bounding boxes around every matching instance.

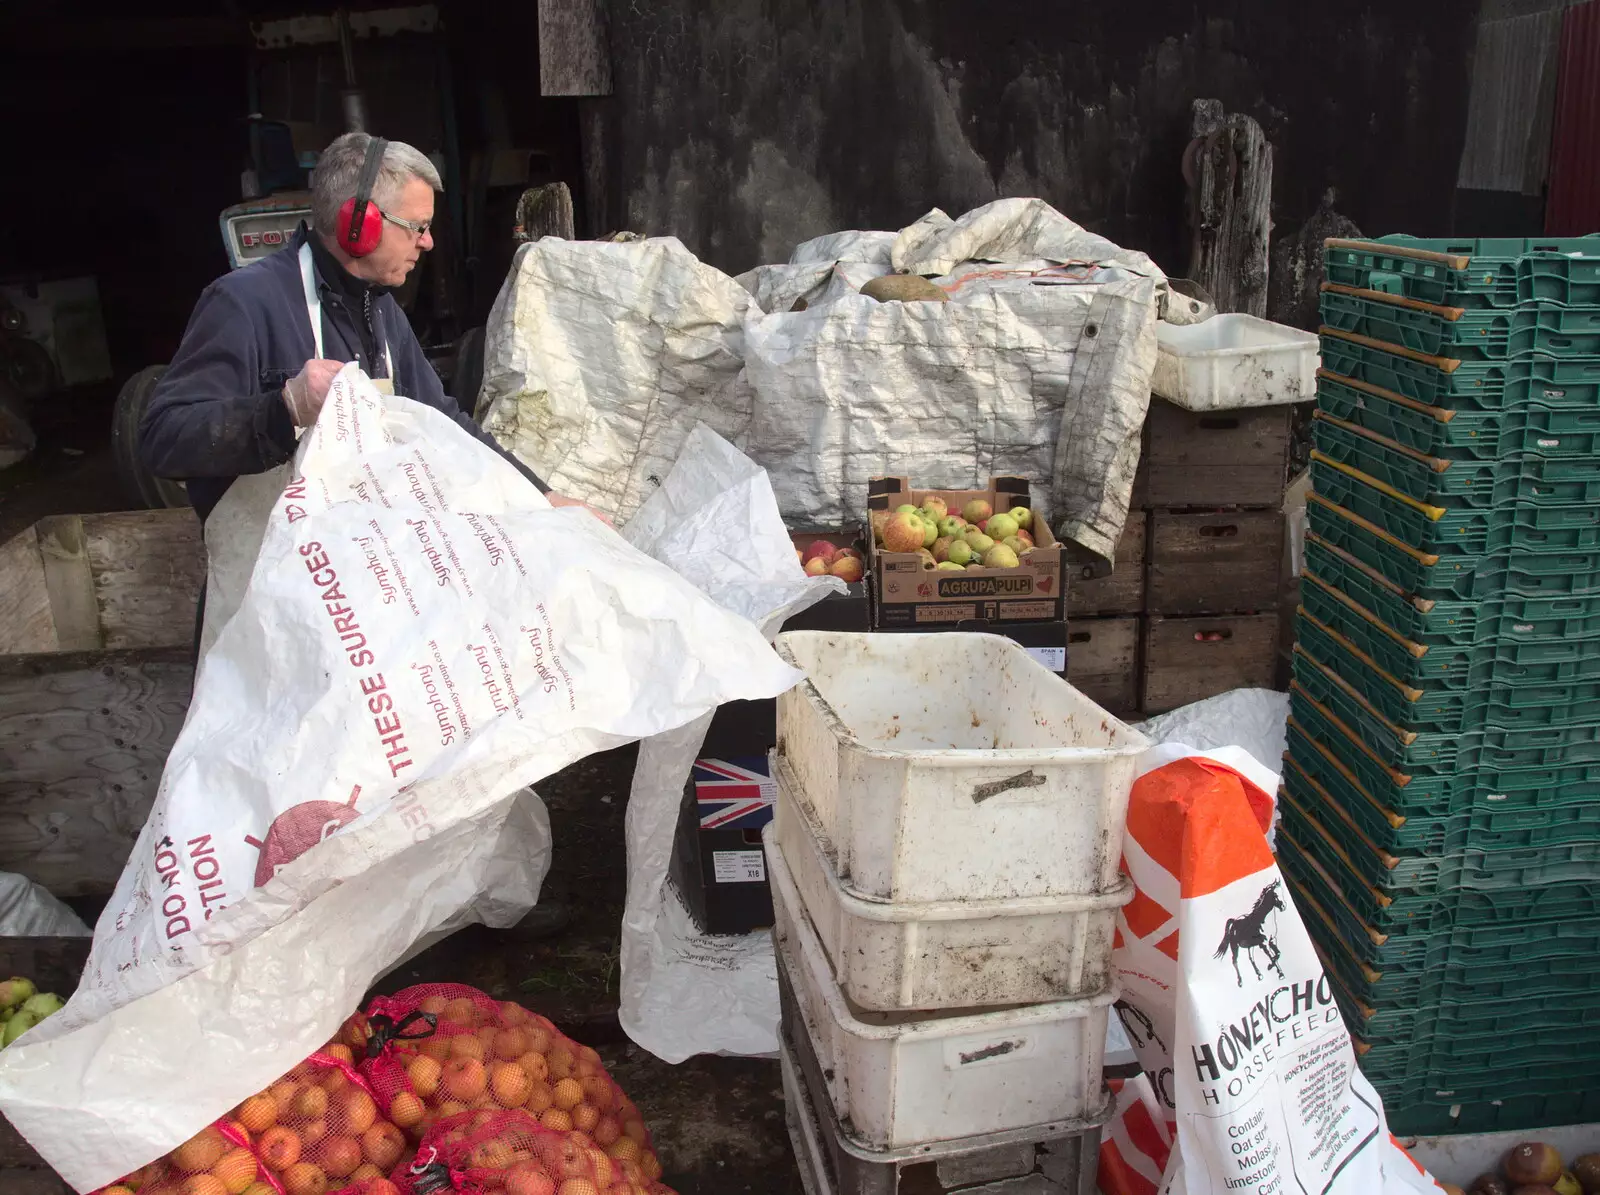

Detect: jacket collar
[297,222,391,302]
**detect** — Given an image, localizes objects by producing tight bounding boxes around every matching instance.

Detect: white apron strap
[299,240,394,387]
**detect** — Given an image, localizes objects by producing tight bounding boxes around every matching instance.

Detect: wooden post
[513,182,577,244]
[1185,99,1273,316]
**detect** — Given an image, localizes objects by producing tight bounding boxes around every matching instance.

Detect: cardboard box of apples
[865,477,1064,627]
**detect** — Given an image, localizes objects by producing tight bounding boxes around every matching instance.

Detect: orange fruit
[390,1090,425,1129]
[443,1057,487,1101]
[557,1181,599,1195]
[606,1138,641,1164]
[525,1081,555,1114]
[407,1054,443,1098]
[540,1107,573,1132]
[525,1026,553,1054]
[173,1127,229,1173]
[351,1163,383,1181]
[292,1086,328,1120]
[322,1045,354,1067]
[234,1094,278,1134]
[419,1035,452,1061]
[547,1048,576,1081]
[180,1177,228,1195]
[419,995,450,1016]
[362,1122,406,1170]
[500,1002,531,1028]
[242,1184,278,1195]
[471,1139,515,1168]
[586,1150,614,1186]
[280,1161,329,1195]
[576,1059,601,1080]
[640,1152,661,1182]
[449,1034,486,1062]
[436,1099,468,1119]
[443,997,478,1027]
[339,1014,371,1051]
[269,1080,300,1109]
[572,1104,600,1133]
[331,1088,377,1135]
[504,1162,557,1195]
[493,1027,529,1060]
[592,1117,621,1147]
[491,1062,535,1107]
[257,1126,302,1171]
[552,1079,585,1112]
[315,1135,362,1179]
[100,1188,137,1195]
[210,1147,260,1194]
[622,1119,647,1145]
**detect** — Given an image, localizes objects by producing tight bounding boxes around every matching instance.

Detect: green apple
[986,513,1019,541]
[1009,505,1033,530]
[938,516,965,538]
[937,561,964,571]
[964,531,995,554]
[921,517,938,548]
[983,544,1020,568]
[3,1010,37,1047]
[0,978,35,1011]
[946,540,973,566]
[19,993,62,1021]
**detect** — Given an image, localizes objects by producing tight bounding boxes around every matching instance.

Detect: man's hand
[282,359,345,427]
[547,491,614,526]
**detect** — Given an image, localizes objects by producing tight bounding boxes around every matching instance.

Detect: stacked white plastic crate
[765,630,1150,1195]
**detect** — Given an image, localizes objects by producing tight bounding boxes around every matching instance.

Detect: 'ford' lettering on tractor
[937,576,1034,597]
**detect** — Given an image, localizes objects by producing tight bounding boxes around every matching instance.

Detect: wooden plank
[1186,101,1273,317]
[1067,513,1146,616]
[35,516,100,652]
[1067,617,1140,716]
[1147,510,1283,615]
[81,510,204,651]
[537,0,612,96]
[0,648,193,895]
[1141,614,1279,714]
[1143,400,1290,508]
[0,528,57,655]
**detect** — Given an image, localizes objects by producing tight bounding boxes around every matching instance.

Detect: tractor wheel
[111,365,189,509]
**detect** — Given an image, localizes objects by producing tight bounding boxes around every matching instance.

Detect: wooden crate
[1139,400,1291,508]
[0,511,202,895]
[1066,616,1140,717]
[1066,512,1146,616]
[1146,510,1283,615]
[0,937,92,1193]
[1141,613,1279,715]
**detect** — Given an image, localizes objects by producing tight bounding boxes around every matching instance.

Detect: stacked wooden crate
[1070,401,1290,716]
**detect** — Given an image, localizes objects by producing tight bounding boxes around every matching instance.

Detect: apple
[801,540,837,565]
[829,555,863,583]
[921,517,938,548]
[18,993,62,1020]
[0,979,35,1011]
[964,531,994,554]
[1003,535,1032,556]
[983,544,1020,568]
[1009,505,1033,530]
[937,561,964,571]
[895,504,920,515]
[2,1010,36,1046]
[835,546,863,561]
[946,540,973,566]
[916,549,937,569]
[869,509,890,543]
[920,496,949,521]
[931,536,953,562]
[882,512,926,553]
[986,513,1019,541]
[962,499,992,523]
[1014,528,1035,548]
[803,557,829,576]
[938,515,965,538]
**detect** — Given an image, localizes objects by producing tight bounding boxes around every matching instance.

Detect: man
[141,131,594,526]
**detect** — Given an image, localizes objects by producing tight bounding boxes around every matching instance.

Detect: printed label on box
[1026,646,1067,672]
[693,757,776,830]
[712,850,768,883]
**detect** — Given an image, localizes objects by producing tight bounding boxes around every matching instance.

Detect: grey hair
[309,133,442,236]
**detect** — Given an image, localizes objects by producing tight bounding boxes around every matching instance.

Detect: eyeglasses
[381,209,431,238]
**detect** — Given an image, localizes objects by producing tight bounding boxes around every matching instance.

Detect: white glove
[282,359,344,427]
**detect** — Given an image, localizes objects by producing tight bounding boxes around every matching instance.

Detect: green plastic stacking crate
[1318,330,1600,409]
[1322,235,1600,308]
[1321,289,1600,360]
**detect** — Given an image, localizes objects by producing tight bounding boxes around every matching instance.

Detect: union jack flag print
[692,757,777,831]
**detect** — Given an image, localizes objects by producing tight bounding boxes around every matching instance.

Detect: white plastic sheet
[478,198,1166,562]
[0,873,89,938]
[0,370,803,1192]
[619,424,842,1062]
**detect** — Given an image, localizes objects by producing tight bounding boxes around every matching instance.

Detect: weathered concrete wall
[602,0,1478,293]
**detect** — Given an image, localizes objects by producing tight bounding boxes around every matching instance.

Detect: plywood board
[35,516,99,652]
[0,527,56,655]
[0,648,193,895]
[82,510,204,650]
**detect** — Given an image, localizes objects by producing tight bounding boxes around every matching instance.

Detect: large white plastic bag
[0,872,90,937]
[0,369,804,1192]
[619,424,843,1062]
[1100,753,1442,1195]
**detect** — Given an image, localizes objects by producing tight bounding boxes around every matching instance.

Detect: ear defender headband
[336,136,389,257]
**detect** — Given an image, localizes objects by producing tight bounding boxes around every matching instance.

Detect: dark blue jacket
[141,226,545,522]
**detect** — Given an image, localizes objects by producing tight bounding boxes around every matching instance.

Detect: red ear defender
[336,195,384,256]
[334,135,389,257]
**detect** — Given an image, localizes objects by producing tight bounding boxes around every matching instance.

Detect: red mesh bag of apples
[368,1107,648,1195]
[93,1045,411,1195]
[355,985,667,1190]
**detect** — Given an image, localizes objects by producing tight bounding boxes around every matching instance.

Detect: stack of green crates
[1283,234,1600,1135]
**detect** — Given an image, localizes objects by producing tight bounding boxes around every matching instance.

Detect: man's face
[351,177,435,288]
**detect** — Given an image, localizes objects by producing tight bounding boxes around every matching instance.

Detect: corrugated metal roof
[1457,9,1564,192]
[1547,0,1600,233]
